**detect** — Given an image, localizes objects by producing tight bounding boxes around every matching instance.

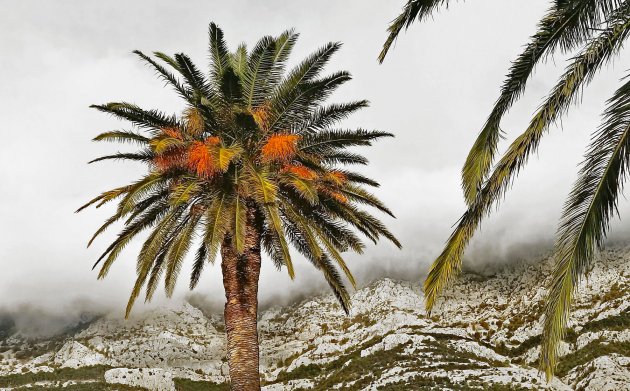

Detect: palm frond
[342,171,381,187]
[461,0,625,203]
[300,129,394,153]
[242,36,277,108]
[425,3,630,314]
[379,0,454,63]
[76,185,131,213]
[230,44,248,78]
[174,53,213,99]
[93,130,149,145]
[90,103,178,132]
[541,73,630,380]
[340,184,395,217]
[315,256,351,314]
[233,196,247,254]
[265,203,294,278]
[266,42,341,131]
[93,200,171,276]
[209,23,230,82]
[88,151,154,164]
[124,208,182,317]
[281,207,352,310]
[262,29,299,96]
[133,50,191,101]
[164,214,199,297]
[320,151,369,166]
[298,100,369,133]
[144,246,170,302]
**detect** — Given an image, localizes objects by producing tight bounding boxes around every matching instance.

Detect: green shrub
[174,378,228,391]
[0,365,111,388]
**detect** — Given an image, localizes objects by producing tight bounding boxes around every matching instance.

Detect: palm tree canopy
[380,0,630,380]
[80,23,400,318]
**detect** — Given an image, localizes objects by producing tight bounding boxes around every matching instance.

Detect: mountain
[1,247,630,390]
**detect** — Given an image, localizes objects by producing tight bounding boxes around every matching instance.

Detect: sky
[1,0,630,321]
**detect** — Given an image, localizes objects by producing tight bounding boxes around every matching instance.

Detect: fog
[1,0,630,329]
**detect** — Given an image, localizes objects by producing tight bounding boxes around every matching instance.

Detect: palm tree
[79,23,400,390]
[380,0,630,380]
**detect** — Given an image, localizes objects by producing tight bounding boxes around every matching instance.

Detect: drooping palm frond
[425,2,630,314]
[378,0,454,63]
[81,23,399,318]
[541,73,630,380]
[461,0,624,203]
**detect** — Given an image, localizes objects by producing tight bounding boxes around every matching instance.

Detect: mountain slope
[1,247,630,390]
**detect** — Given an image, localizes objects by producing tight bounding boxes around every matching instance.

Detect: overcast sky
[2,0,630,318]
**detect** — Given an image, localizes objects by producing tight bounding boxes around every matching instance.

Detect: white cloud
[1,0,629,315]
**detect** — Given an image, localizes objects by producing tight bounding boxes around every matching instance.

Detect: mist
[2,0,630,334]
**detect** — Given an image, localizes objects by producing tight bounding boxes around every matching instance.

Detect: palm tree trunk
[220,205,262,391]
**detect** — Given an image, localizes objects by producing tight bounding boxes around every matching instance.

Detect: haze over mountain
[2,247,629,390]
[3,0,630,318]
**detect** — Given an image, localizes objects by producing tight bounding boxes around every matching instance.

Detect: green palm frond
[75,185,131,213]
[300,129,394,152]
[229,44,248,78]
[263,29,299,98]
[175,53,214,99]
[342,171,381,187]
[189,195,231,290]
[90,102,179,132]
[316,255,352,313]
[125,208,183,317]
[541,73,630,380]
[242,36,277,108]
[425,2,630,314]
[88,151,154,164]
[265,203,295,278]
[266,42,341,131]
[299,100,370,133]
[379,0,454,63]
[462,0,624,203]
[93,130,149,145]
[153,51,181,71]
[209,23,230,82]
[133,50,191,101]
[164,214,199,297]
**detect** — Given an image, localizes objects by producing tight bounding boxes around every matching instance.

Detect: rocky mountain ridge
[1,247,630,390]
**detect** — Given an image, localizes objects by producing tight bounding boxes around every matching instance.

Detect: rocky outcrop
[104,368,175,391]
[1,247,630,390]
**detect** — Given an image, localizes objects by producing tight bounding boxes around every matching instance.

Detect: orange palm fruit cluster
[283,164,319,180]
[325,171,347,185]
[187,137,221,177]
[261,134,300,162]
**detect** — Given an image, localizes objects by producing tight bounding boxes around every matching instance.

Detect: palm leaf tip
[378,11,407,64]
[461,125,499,204]
[379,0,454,63]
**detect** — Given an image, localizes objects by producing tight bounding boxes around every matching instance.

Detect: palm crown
[80,24,400,319]
[380,0,630,380]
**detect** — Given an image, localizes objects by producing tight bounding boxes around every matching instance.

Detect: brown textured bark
[221,204,262,391]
